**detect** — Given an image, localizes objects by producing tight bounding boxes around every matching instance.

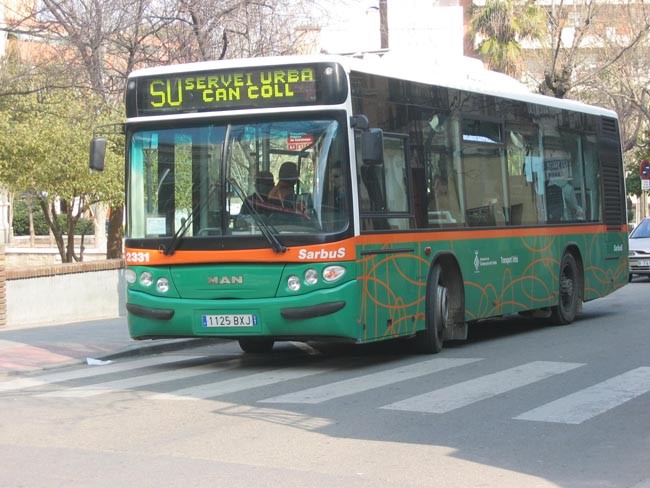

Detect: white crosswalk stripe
[152,367,333,400]
[381,361,584,414]
[0,355,199,394]
[4,352,648,426]
[38,359,240,398]
[514,366,650,424]
[259,357,482,404]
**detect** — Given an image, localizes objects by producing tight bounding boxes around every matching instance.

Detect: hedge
[13,199,95,236]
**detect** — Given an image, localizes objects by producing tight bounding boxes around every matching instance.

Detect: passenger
[330,162,345,209]
[548,177,584,221]
[241,171,274,213]
[254,170,275,201]
[559,179,584,221]
[268,162,299,207]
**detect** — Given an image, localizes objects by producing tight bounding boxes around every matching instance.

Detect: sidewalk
[0,318,216,375]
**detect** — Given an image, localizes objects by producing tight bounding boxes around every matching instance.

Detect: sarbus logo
[298,247,346,260]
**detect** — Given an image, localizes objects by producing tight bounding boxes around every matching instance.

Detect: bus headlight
[125,268,137,284]
[156,277,170,293]
[304,268,319,285]
[139,271,153,287]
[323,265,346,282]
[287,275,302,291]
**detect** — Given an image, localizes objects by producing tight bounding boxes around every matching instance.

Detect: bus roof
[128,53,618,119]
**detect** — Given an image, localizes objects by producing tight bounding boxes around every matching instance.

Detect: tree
[0,67,120,262]
[470,0,650,157]
[149,0,326,63]
[625,130,650,198]
[525,0,650,153]
[572,2,650,152]
[469,0,546,77]
[533,0,649,102]
[2,0,328,260]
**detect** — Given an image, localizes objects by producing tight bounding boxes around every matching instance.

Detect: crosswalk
[381,361,584,414]
[2,353,650,426]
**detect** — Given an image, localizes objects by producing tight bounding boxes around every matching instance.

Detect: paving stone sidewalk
[0,317,213,375]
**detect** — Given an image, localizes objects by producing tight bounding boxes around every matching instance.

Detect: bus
[90,53,628,354]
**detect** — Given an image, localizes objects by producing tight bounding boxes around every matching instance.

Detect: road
[1,279,649,488]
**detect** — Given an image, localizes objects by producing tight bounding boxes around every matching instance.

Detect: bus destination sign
[130,63,347,116]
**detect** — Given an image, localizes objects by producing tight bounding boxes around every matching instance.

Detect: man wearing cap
[268,161,299,207]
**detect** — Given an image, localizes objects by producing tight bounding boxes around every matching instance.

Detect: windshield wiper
[163,183,220,256]
[227,177,286,253]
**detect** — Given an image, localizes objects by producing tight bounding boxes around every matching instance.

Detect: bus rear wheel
[238,337,274,354]
[550,252,580,325]
[415,264,447,354]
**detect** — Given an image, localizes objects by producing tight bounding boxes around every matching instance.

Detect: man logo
[207,276,244,285]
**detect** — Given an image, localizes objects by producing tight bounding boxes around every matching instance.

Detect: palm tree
[469,0,546,77]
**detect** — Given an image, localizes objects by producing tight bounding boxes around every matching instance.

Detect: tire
[550,252,580,325]
[415,264,447,354]
[238,337,274,354]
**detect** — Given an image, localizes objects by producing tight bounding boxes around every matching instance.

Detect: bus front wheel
[550,252,580,325]
[415,264,447,354]
[238,337,274,354]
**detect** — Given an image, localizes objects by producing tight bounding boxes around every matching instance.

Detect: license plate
[638,260,650,267]
[202,314,257,328]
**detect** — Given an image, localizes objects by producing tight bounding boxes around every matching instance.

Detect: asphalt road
[1,279,649,488]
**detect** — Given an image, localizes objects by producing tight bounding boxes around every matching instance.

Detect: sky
[318,1,464,58]
[318,2,383,54]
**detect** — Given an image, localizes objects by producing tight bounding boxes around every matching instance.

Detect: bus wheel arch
[551,245,583,325]
[415,254,466,353]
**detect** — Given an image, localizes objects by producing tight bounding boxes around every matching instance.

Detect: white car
[629,218,650,281]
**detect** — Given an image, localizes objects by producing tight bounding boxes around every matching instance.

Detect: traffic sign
[641,160,650,180]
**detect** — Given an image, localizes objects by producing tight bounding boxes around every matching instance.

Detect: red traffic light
[641,160,650,180]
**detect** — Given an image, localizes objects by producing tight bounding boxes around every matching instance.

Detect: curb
[0,337,229,378]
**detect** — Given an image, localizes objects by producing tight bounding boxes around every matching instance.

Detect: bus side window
[356,131,410,231]
[506,128,541,226]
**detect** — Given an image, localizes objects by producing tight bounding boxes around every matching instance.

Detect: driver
[268,162,299,207]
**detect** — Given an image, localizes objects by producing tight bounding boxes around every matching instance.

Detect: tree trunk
[39,198,67,262]
[106,204,123,259]
[67,206,82,262]
[8,191,14,244]
[28,205,35,247]
[91,202,107,250]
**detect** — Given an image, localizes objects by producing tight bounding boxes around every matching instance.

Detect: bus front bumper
[126,280,360,341]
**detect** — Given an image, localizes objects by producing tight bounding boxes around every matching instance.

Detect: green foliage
[12,198,49,235]
[469,0,546,77]
[625,133,650,197]
[0,58,123,260]
[12,198,95,236]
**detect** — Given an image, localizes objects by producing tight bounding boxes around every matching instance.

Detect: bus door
[355,129,423,340]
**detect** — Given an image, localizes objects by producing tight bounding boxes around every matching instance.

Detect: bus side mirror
[89,137,107,171]
[361,129,384,165]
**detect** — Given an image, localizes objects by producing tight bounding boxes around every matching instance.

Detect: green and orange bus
[91,54,628,353]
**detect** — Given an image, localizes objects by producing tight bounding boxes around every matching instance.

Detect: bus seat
[546,183,564,222]
[509,203,523,225]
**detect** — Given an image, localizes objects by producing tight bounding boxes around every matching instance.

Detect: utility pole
[379,0,388,49]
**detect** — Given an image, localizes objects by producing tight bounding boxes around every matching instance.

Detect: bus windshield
[127,117,349,246]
